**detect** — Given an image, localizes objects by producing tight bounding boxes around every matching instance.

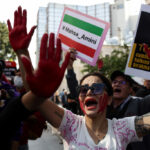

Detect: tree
[81,44,130,79]
[0,22,16,60]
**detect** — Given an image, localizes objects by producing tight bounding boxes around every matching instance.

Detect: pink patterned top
[59,110,141,150]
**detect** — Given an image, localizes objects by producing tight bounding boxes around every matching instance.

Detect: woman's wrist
[16,48,28,55]
[21,91,46,111]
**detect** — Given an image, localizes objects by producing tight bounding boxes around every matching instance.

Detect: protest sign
[3,61,16,78]
[125,4,150,80]
[57,7,110,66]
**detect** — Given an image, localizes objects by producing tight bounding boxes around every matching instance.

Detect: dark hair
[67,93,74,99]
[80,72,113,96]
[110,70,133,86]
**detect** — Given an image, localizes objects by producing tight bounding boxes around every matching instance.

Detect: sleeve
[59,109,82,143]
[113,117,142,148]
[138,95,150,115]
[66,69,78,98]
[0,96,33,141]
[136,87,149,98]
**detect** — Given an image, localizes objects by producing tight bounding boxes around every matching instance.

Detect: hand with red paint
[144,44,150,58]
[21,33,70,98]
[7,6,36,52]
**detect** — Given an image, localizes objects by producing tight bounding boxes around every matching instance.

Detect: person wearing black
[66,49,78,99]
[0,94,35,149]
[66,93,78,114]
[136,79,150,97]
[65,49,83,115]
[107,70,150,150]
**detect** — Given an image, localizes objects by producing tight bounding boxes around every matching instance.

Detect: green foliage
[81,44,130,79]
[0,22,16,60]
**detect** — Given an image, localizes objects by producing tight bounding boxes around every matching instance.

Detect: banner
[57,7,110,66]
[125,4,150,80]
[3,61,16,77]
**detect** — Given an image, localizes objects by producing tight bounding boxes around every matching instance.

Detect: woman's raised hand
[7,6,36,52]
[21,33,70,98]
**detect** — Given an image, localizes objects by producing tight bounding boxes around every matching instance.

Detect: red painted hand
[144,44,150,58]
[7,6,36,51]
[21,33,70,98]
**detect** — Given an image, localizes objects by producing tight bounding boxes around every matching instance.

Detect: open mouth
[84,98,98,110]
[114,88,121,93]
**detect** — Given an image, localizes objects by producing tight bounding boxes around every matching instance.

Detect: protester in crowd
[59,89,65,100]
[66,93,77,114]
[59,89,68,108]
[7,7,49,150]
[136,79,150,97]
[64,49,150,149]
[0,59,20,114]
[66,49,78,99]
[62,42,150,150]
[0,91,45,150]
[0,60,12,84]
[9,70,47,150]
[106,70,135,118]
[53,90,62,105]
[10,67,47,150]
[0,61,22,150]
[18,111,47,150]
[14,69,25,94]
[0,60,20,112]
[20,53,150,149]
[65,43,150,148]
[106,70,150,150]
[65,49,83,115]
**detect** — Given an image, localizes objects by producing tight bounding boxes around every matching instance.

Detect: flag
[57,7,110,66]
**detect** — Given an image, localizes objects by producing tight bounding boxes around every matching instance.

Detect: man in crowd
[107,70,150,150]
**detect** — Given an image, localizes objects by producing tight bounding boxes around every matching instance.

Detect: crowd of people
[1,5,150,150]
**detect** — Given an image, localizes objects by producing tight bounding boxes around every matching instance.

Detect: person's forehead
[114,76,125,80]
[81,75,102,85]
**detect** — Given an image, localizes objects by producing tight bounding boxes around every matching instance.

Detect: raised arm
[21,33,70,128]
[135,113,150,137]
[66,48,79,98]
[7,6,36,91]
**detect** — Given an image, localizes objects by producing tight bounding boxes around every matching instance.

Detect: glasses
[112,80,126,85]
[77,83,105,96]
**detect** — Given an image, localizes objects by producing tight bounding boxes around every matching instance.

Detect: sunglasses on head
[77,83,105,96]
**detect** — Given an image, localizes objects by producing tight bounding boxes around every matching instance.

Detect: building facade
[110,0,145,45]
[36,2,111,64]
